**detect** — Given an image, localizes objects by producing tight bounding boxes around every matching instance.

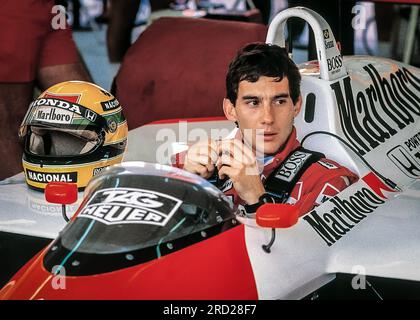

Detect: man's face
[224,76,301,155]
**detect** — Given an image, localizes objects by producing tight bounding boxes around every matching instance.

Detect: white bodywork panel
[241,7,420,299]
[242,179,420,299]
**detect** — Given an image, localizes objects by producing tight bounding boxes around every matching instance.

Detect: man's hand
[217,139,265,205]
[183,139,218,179]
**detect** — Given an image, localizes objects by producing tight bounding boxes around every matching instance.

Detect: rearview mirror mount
[256,204,299,253]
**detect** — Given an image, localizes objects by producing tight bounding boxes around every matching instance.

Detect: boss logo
[78,188,183,226]
[275,151,311,182]
[327,55,343,71]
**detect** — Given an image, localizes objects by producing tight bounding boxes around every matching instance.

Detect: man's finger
[193,163,210,178]
[218,152,241,168]
[231,138,255,160]
[205,162,215,174]
[218,165,238,181]
[208,139,219,163]
[188,146,218,164]
[218,139,253,164]
[188,154,216,166]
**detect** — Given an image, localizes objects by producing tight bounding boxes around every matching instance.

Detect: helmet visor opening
[27,126,102,157]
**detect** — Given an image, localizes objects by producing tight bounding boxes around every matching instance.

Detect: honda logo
[85,109,97,122]
[387,145,420,178]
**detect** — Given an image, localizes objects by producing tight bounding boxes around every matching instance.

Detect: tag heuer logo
[323,29,330,39]
[78,188,183,226]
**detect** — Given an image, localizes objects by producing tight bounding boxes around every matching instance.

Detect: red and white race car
[0,7,419,300]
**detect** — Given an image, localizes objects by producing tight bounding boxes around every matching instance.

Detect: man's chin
[255,143,282,156]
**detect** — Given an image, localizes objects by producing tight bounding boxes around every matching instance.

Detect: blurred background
[64,0,420,89]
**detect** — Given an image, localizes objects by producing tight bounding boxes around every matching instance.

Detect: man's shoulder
[305,156,359,183]
[315,158,342,171]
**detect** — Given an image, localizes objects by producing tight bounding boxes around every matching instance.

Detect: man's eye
[247,100,259,107]
[275,99,286,105]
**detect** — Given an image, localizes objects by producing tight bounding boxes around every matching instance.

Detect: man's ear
[223,98,238,122]
[293,95,302,117]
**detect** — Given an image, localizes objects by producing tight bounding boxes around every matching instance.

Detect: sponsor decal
[324,40,334,50]
[327,55,343,74]
[318,160,338,170]
[26,169,77,183]
[274,150,312,182]
[33,106,74,124]
[101,98,120,111]
[30,98,82,115]
[93,166,109,176]
[78,188,182,226]
[220,179,233,193]
[404,130,420,155]
[303,173,395,246]
[29,98,100,124]
[323,29,334,49]
[286,181,303,204]
[44,93,80,104]
[107,117,118,133]
[315,183,340,205]
[85,109,97,122]
[387,145,420,178]
[331,65,420,155]
[28,197,78,217]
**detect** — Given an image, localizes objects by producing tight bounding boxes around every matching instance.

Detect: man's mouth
[261,132,277,141]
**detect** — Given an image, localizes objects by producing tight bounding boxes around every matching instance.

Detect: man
[177,43,358,216]
[0,0,91,180]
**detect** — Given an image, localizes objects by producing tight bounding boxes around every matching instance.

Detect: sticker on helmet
[101,98,120,112]
[92,166,109,176]
[26,169,78,183]
[107,118,118,133]
[78,188,182,226]
[32,106,74,124]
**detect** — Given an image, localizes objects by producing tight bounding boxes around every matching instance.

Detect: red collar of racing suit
[233,126,301,181]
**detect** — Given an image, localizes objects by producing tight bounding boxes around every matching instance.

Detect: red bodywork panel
[0,224,258,300]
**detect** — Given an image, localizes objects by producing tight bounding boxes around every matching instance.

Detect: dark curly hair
[226,43,301,105]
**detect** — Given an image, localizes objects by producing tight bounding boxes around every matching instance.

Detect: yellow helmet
[19,81,128,191]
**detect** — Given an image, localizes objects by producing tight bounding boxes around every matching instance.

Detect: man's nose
[261,104,274,125]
